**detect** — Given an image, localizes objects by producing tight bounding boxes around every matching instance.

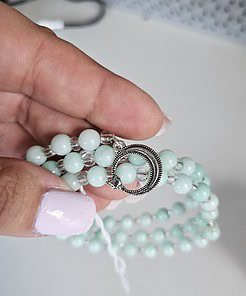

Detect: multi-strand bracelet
[25,128,220,259]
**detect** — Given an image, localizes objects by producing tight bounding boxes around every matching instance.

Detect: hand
[0,2,167,237]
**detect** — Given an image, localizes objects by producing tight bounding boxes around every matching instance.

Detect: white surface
[1,3,246,296]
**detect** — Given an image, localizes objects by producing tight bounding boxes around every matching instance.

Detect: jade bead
[124,242,138,257]
[155,208,169,221]
[42,160,61,176]
[179,157,196,176]
[94,230,104,241]
[143,243,158,258]
[128,153,146,166]
[121,215,134,229]
[184,196,199,209]
[195,213,208,227]
[203,224,221,241]
[111,240,121,253]
[193,235,208,248]
[63,152,84,173]
[94,145,116,167]
[170,224,183,237]
[172,202,186,216]
[88,238,103,253]
[70,235,86,248]
[87,166,107,187]
[116,163,137,184]
[133,230,148,245]
[179,236,193,252]
[183,218,197,233]
[200,193,219,211]
[115,229,128,243]
[162,241,176,256]
[51,134,72,156]
[139,212,152,226]
[192,163,205,182]
[191,182,211,202]
[200,208,219,220]
[62,173,80,191]
[152,228,166,243]
[26,145,47,165]
[103,216,116,231]
[202,176,211,186]
[159,149,177,170]
[78,129,100,151]
[172,173,193,194]
[157,170,168,187]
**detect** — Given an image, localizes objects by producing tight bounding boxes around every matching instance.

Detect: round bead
[170,224,183,237]
[87,166,107,187]
[111,240,121,253]
[202,176,211,186]
[157,170,168,187]
[200,208,219,220]
[62,173,81,191]
[152,228,166,243]
[184,195,199,209]
[183,218,197,233]
[139,212,152,226]
[78,129,100,151]
[195,213,208,227]
[94,229,104,241]
[88,238,103,253]
[161,241,176,256]
[200,193,219,211]
[121,215,134,229]
[63,152,84,173]
[143,243,158,258]
[179,236,193,252]
[203,224,221,241]
[128,153,147,166]
[115,163,137,184]
[172,173,193,194]
[191,182,211,202]
[179,157,196,176]
[70,235,86,248]
[193,235,208,248]
[51,134,72,156]
[172,202,186,216]
[155,208,169,221]
[103,216,116,231]
[26,145,47,165]
[114,229,128,244]
[94,145,116,167]
[192,163,205,182]
[133,230,148,245]
[124,242,138,257]
[42,160,61,176]
[159,149,177,170]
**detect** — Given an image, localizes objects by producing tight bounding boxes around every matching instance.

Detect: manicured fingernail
[34,190,96,236]
[106,199,122,210]
[155,116,172,137]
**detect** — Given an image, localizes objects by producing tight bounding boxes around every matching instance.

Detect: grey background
[1,1,246,296]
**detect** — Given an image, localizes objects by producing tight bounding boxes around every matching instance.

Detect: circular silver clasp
[107,144,162,196]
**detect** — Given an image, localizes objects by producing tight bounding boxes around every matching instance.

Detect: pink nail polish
[34,190,96,236]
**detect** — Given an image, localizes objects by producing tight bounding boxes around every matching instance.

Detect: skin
[0,2,167,237]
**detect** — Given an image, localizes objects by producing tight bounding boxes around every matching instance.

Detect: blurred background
[0,1,246,295]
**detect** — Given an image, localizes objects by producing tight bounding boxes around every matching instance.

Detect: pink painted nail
[34,190,96,236]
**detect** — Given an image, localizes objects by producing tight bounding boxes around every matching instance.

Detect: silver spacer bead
[43,145,55,157]
[106,166,113,180]
[136,167,149,182]
[77,171,88,186]
[70,136,81,152]
[166,172,177,185]
[100,131,114,145]
[80,150,96,167]
[192,183,198,191]
[174,160,184,171]
[57,159,67,174]
[113,139,126,152]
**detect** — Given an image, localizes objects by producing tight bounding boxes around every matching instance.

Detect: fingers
[0,157,106,237]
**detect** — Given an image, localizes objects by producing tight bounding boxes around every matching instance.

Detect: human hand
[0,2,167,236]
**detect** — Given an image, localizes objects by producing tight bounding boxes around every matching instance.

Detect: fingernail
[155,115,172,137]
[106,199,122,210]
[34,190,96,236]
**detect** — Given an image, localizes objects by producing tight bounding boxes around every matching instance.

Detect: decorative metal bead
[80,150,96,167]
[100,131,114,145]
[70,136,81,152]
[57,159,67,174]
[77,171,88,186]
[43,145,55,157]
[174,161,184,171]
[136,167,149,182]
[106,166,113,180]
[113,139,126,152]
[166,172,177,185]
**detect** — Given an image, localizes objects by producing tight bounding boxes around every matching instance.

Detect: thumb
[0,158,99,237]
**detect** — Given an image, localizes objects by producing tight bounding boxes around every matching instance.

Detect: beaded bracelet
[26,129,220,259]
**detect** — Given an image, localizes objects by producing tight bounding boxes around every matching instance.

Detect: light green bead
[128,153,146,166]
[183,218,197,233]
[172,173,193,194]
[152,228,166,243]
[121,215,134,229]
[185,195,199,209]
[62,173,80,191]
[200,193,219,211]
[179,157,196,176]
[155,208,169,221]
[51,134,72,156]
[88,238,103,253]
[159,149,177,170]
[103,216,116,231]
[143,243,158,258]
[195,213,208,227]
[193,235,208,248]
[111,240,121,253]
[170,224,183,237]
[78,129,100,151]
[203,224,221,241]
[115,229,128,243]
[94,229,104,241]
[157,170,168,187]
[116,163,137,184]
[70,235,86,248]
[124,242,137,257]
[94,145,116,167]
[191,182,211,202]
[179,236,193,252]
[26,145,47,165]
[192,163,205,182]
[42,160,61,176]
[202,176,211,186]
[133,230,148,245]
[172,202,186,216]
[162,241,176,256]
[63,152,84,173]
[200,208,219,220]
[87,166,107,187]
[139,212,152,226]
